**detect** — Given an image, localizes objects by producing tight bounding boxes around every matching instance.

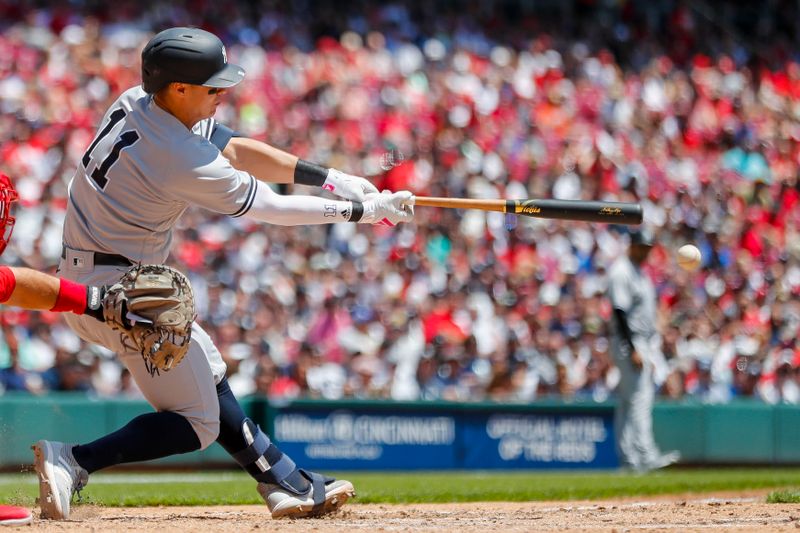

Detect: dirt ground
[6,491,800,532]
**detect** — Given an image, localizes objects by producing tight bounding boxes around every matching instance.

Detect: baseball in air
[677,244,702,271]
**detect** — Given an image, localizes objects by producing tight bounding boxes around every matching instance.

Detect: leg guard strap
[300,469,328,515]
[231,422,296,484]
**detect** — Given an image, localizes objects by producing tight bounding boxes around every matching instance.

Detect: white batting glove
[360,191,415,226]
[323,169,379,202]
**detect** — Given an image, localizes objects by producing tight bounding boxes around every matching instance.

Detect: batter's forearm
[222,137,298,184]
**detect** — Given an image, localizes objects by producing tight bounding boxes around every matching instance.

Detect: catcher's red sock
[50,277,88,313]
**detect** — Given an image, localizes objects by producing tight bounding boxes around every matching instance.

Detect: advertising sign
[272,405,617,470]
[273,409,458,470]
[462,413,618,469]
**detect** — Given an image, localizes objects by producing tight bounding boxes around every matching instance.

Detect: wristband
[0,266,15,303]
[350,201,364,222]
[51,277,89,314]
[294,159,328,187]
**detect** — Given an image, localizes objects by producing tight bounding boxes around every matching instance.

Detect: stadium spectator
[2,0,800,407]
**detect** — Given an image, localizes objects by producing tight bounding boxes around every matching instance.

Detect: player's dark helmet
[141,27,245,94]
[0,174,18,257]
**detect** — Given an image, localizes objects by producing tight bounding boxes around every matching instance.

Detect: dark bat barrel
[507,199,643,225]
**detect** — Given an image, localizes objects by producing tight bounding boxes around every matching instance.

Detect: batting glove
[323,169,379,202]
[360,191,414,226]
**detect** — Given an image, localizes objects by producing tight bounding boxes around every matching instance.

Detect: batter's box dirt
[12,492,800,532]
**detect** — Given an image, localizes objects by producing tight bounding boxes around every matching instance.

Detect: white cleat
[258,478,355,519]
[635,450,682,473]
[31,440,89,520]
[648,450,681,470]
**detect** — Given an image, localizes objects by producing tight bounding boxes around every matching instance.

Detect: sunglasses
[207,88,225,95]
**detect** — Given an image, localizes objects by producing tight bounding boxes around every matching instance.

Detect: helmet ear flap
[141,66,163,94]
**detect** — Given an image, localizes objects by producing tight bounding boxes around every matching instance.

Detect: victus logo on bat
[515,201,541,214]
[599,207,623,216]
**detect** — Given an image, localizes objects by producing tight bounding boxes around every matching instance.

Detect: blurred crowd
[2,0,800,405]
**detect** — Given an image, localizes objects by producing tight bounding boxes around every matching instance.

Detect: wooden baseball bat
[406,197,643,225]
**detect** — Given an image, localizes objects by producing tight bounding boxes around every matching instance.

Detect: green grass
[767,489,800,503]
[2,469,800,507]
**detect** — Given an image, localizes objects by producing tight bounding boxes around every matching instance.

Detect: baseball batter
[33,27,414,520]
[608,228,679,472]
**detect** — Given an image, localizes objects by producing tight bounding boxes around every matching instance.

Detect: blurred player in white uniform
[608,228,679,472]
[33,27,413,520]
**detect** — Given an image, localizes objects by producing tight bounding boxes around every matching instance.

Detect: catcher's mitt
[103,264,195,376]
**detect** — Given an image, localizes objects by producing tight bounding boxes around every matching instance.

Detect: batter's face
[157,83,228,128]
[181,84,228,121]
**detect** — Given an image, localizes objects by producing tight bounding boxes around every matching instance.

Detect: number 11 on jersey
[81,108,140,190]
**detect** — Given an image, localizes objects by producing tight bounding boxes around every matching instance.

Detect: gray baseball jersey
[63,86,254,264]
[608,255,658,339]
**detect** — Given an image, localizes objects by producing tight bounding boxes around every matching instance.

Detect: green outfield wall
[0,394,798,469]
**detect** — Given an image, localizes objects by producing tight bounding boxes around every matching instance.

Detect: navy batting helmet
[141,27,245,94]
